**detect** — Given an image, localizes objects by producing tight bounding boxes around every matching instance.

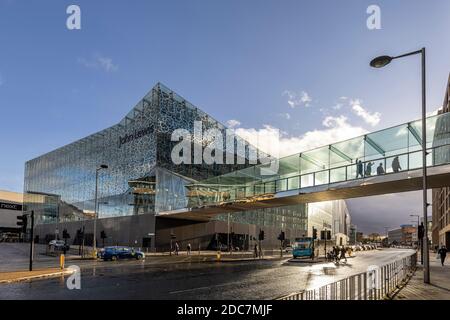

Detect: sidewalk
[394,257,450,300]
[0,268,74,284]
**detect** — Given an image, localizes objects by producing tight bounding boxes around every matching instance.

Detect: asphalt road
[0,245,414,300]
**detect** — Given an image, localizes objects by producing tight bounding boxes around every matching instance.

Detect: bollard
[216,251,221,261]
[59,254,65,270]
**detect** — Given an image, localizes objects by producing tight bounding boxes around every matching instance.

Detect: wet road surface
[0,245,414,300]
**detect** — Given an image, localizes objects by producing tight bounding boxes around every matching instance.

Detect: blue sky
[1,0,449,233]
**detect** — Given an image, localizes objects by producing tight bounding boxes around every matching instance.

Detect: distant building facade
[307,200,351,244]
[388,224,417,246]
[432,73,450,248]
[0,190,23,234]
[356,232,364,243]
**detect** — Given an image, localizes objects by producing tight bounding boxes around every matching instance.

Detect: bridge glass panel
[329,137,364,169]
[185,113,450,208]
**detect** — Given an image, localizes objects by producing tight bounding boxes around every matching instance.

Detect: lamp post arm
[392,49,423,60]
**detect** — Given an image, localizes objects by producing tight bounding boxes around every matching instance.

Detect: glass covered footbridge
[159,112,450,221]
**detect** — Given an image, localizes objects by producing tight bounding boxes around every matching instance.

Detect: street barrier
[277,252,417,300]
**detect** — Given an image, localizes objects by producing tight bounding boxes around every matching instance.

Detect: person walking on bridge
[392,156,402,173]
[365,162,374,176]
[356,160,364,178]
[377,163,385,175]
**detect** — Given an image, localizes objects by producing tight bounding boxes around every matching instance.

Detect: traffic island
[0,268,74,284]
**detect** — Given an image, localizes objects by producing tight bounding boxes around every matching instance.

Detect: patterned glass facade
[24,83,308,236]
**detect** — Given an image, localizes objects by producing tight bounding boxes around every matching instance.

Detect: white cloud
[234,115,367,157]
[226,119,241,128]
[278,113,291,120]
[350,99,381,126]
[332,103,343,110]
[97,56,118,72]
[283,90,312,108]
[78,54,118,72]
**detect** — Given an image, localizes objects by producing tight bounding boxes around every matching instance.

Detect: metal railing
[277,252,417,300]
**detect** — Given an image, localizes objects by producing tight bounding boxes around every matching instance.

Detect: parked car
[102,246,145,261]
[48,240,70,251]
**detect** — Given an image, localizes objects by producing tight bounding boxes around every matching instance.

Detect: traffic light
[17,215,27,233]
[277,231,285,241]
[62,229,70,239]
[312,227,317,240]
[321,230,331,240]
[418,223,425,239]
[259,230,265,241]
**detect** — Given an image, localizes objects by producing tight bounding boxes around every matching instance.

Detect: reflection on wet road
[0,246,413,300]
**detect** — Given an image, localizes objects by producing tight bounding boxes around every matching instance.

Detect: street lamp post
[370,47,430,283]
[93,164,108,254]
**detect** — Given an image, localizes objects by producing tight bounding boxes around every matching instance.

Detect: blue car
[102,246,145,261]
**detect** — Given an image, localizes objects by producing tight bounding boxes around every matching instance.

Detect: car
[102,246,145,261]
[48,240,70,251]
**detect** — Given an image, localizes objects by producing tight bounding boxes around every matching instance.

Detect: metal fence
[278,252,417,300]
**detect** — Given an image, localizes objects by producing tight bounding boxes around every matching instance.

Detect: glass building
[25,83,325,250]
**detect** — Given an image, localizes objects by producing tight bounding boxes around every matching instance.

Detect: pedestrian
[392,156,402,173]
[187,243,191,255]
[438,245,447,266]
[333,246,340,262]
[340,246,347,262]
[356,160,364,178]
[175,242,179,255]
[377,163,385,175]
[365,162,374,176]
[254,243,258,259]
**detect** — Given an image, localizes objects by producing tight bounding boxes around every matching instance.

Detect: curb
[0,269,74,284]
